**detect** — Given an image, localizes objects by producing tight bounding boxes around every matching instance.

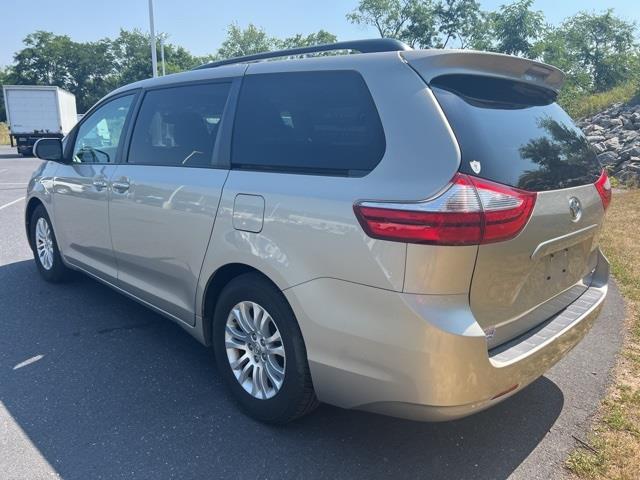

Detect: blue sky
[2,0,639,67]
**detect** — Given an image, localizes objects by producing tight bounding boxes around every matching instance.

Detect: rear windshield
[431,75,601,191]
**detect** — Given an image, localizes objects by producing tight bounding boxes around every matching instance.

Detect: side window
[231,71,386,176]
[128,83,231,167]
[72,95,134,164]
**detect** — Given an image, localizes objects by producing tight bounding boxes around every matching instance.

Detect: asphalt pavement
[0,145,627,480]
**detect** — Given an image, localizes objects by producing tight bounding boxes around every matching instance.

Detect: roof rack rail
[193,38,412,70]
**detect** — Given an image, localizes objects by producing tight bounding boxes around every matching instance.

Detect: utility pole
[148,0,158,77]
[160,37,166,76]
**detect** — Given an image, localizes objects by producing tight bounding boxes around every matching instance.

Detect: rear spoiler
[401,50,565,94]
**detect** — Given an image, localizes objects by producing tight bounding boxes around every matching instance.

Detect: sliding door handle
[92,176,108,191]
[112,180,130,194]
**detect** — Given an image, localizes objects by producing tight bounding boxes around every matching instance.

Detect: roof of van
[106,41,565,100]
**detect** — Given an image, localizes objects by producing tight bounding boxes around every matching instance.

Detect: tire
[212,273,319,424]
[30,204,71,282]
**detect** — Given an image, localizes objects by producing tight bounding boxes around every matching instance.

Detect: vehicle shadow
[0,260,564,480]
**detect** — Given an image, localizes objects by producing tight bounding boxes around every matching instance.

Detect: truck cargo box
[2,85,78,155]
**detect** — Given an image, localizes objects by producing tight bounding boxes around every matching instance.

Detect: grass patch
[566,437,608,478]
[565,189,640,479]
[560,82,639,120]
[0,122,9,145]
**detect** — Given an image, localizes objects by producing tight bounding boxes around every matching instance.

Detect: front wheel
[212,273,319,424]
[30,205,71,282]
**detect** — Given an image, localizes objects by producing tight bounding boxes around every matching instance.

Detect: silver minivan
[27,39,611,424]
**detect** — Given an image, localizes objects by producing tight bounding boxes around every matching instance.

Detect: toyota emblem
[569,197,582,222]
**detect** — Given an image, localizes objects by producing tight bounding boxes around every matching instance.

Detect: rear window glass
[431,75,601,191]
[232,71,385,176]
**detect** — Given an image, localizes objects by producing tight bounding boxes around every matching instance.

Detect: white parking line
[0,197,25,211]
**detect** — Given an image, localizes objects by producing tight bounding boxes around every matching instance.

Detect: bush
[559,81,639,119]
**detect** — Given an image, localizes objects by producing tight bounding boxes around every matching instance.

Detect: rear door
[428,74,606,347]
[108,79,237,324]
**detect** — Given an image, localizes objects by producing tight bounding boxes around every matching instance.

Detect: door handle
[92,178,108,191]
[112,180,130,194]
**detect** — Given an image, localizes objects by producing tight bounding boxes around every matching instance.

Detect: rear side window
[232,71,385,176]
[128,83,230,167]
[431,75,601,191]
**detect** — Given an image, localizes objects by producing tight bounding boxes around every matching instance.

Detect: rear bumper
[285,249,609,421]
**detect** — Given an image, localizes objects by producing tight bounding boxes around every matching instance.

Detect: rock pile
[577,102,640,185]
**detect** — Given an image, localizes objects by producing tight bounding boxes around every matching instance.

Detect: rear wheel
[30,205,71,282]
[212,273,319,423]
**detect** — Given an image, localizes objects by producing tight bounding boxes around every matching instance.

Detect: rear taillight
[353,173,536,246]
[470,176,537,244]
[595,169,612,211]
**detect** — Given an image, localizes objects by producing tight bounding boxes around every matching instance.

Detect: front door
[108,82,232,323]
[53,94,136,283]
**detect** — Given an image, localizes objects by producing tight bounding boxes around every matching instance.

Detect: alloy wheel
[224,301,286,400]
[35,217,54,271]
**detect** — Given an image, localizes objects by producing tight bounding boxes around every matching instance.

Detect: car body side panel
[108,166,228,324]
[196,53,462,318]
[25,161,59,238]
[403,244,478,295]
[52,163,120,283]
[203,170,407,290]
[104,73,240,326]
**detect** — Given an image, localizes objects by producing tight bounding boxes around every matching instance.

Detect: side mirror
[33,138,65,163]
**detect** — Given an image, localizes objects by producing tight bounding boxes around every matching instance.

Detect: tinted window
[431,75,601,191]
[72,95,134,164]
[232,71,385,176]
[128,83,230,167]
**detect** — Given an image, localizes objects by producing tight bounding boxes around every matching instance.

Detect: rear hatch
[405,52,608,348]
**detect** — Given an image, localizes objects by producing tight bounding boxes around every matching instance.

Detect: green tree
[10,31,117,112]
[347,0,416,38]
[278,30,338,49]
[12,31,75,86]
[111,29,155,85]
[214,25,338,60]
[216,23,276,59]
[401,0,439,48]
[66,39,117,111]
[491,0,544,57]
[9,29,204,112]
[466,11,495,50]
[435,0,482,48]
[534,27,590,110]
[559,10,638,92]
[163,43,210,73]
[111,29,203,87]
[348,0,492,49]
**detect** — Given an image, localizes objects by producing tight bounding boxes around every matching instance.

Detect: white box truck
[2,85,78,156]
